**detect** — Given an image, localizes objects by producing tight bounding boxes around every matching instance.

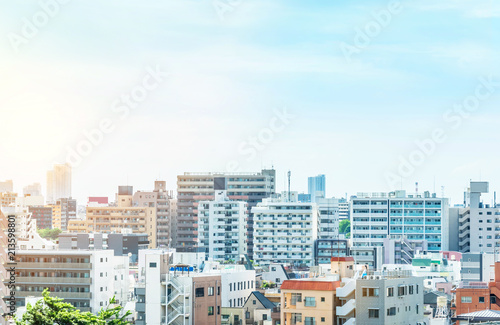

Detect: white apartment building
[9,250,127,313]
[253,192,319,267]
[317,197,340,239]
[198,190,247,262]
[457,181,500,253]
[350,190,449,252]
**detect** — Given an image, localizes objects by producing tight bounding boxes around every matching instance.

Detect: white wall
[91,251,115,313]
[221,270,256,307]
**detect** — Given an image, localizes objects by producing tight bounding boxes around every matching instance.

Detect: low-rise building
[281,279,340,325]
[242,291,278,325]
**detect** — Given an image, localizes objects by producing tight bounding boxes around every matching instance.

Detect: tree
[37,228,62,240]
[339,219,350,236]
[16,289,131,325]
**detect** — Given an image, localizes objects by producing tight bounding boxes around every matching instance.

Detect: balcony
[14,277,92,285]
[15,262,92,270]
[16,291,92,299]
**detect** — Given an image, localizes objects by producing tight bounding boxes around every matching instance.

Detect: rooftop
[281,280,340,291]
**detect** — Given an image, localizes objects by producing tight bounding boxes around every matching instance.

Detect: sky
[1,0,500,205]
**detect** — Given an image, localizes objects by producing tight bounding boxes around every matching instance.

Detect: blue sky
[1,0,500,204]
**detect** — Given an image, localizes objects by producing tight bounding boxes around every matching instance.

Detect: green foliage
[16,289,132,325]
[261,280,276,289]
[37,228,62,240]
[339,219,350,235]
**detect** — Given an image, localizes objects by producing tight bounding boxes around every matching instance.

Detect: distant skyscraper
[308,174,326,202]
[46,163,72,203]
[0,180,13,193]
[23,182,42,197]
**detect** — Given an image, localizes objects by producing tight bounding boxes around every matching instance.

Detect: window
[321,317,325,322]
[479,297,485,303]
[246,311,250,319]
[291,313,302,324]
[195,288,204,297]
[416,304,419,314]
[276,278,281,283]
[387,307,396,316]
[321,297,325,302]
[291,293,302,305]
[263,314,268,320]
[149,262,157,268]
[253,300,256,305]
[369,309,379,318]
[304,297,316,307]
[217,286,220,295]
[208,306,214,316]
[304,317,315,325]
[208,287,214,296]
[229,283,232,291]
[272,267,276,271]
[409,285,414,294]
[398,286,406,296]
[217,306,220,315]
[387,287,394,297]
[461,296,472,303]
[363,287,379,297]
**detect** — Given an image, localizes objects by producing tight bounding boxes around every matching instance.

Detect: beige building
[281,279,340,325]
[68,186,157,248]
[0,192,18,207]
[47,203,62,229]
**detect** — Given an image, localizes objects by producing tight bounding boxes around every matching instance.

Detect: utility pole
[287,171,291,202]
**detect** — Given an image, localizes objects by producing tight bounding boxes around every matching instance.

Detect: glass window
[195,287,204,297]
[208,287,214,296]
[479,297,485,303]
[369,309,379,318]
[304,317,315,325]
[208,306,214,316]
[304,297,316,307]
[291,293,302,305]
[387,287,394,297]
[387,307,396,316]
[461,297,472,303]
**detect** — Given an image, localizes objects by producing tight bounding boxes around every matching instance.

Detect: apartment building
[350,190,449,253]
[461,252,496,283]
[382,237,427,265]
[133,181,176,249]
[28,206,53,229]
[317,197,340,239]
[457,181,500,253]
[198,181,247,262]
[314,239,349,265]
[253,193,319,267]
[136,251,222,325]
[23,182,42,197]
[0,192,17,207]
[281,279,340,325]
[336,269,424,325]
[46,163,72,204]
[68,186,157,248]
[59,232,149,263]
[176,169,276,256]
[339,199,350,222]
[4,250,128,313]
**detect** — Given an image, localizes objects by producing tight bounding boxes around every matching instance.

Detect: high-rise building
[68,186,157,248]
[176,169,276,256]
[28,206,53,229]
[198,178,247,262]
[133,181,175,249]
[338,198,350,221]
[253,192,319,267]
[350,190,449,253]
[46,198,76,231]
[46,163,72,204]
[456,181,500,253]
[307,174,325,202]
[0,180,13,193]
[317,197,340,239]
[23,183,42,197]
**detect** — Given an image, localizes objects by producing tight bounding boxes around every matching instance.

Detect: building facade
[28,206,53,229]
[198,188,247,262]
[351,190,449,252]
[307,174,326,202]
[176,169,276,256]
[46,163,72,204]
[253,194,319,267]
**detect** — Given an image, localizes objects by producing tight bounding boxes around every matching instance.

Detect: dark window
[321,297,325,302]
[387,307,396,316]
[149,262,157,268]
[195,288,204,297]
[479,297,485,303]
[369,309,379,318]
[208,306,214,316]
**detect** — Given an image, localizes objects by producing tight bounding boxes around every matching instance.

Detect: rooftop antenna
[415,182,419,195]
[287,171,291,202]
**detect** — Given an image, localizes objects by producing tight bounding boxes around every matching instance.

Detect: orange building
[453,262,500,317]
